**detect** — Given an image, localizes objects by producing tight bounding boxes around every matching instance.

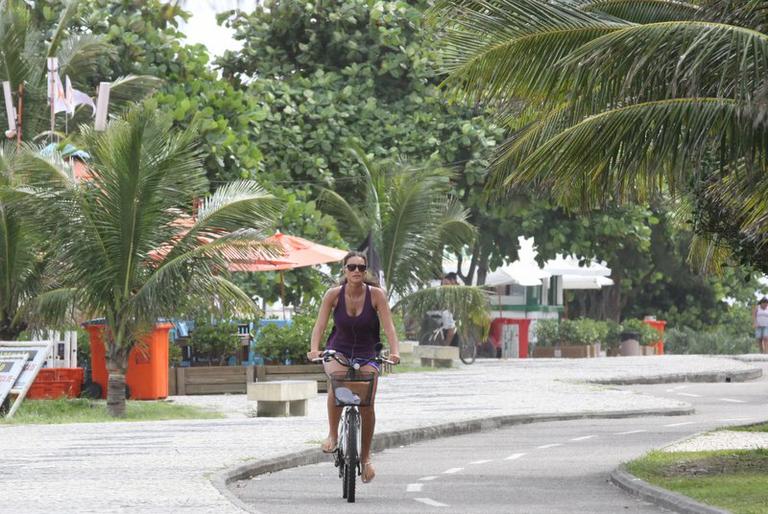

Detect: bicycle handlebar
[311,349,396,366]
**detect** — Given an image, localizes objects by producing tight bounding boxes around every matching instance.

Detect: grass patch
[1,398,223,425]
[627,449,768,514]
[729,422,768,433]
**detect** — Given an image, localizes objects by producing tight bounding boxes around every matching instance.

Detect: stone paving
[0,355,760,513]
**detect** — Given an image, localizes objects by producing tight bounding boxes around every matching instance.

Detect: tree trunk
[106,370,127,417]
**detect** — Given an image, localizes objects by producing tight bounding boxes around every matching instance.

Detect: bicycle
[313,349,394,503]
[419,316,477,365]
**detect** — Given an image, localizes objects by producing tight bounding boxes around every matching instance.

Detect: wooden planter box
[532,346,557,358]
[561,345,591,358]
[255,363,328,393]
[169,365,251,395]
[169,363,329,395]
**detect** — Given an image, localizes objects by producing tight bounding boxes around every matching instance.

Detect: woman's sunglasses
[345,264,367,272]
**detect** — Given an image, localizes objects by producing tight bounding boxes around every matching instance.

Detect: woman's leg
[322,359,346,451]
[359,364,379,482]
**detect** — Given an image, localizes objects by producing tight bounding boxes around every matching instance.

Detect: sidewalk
[0,356,761,513]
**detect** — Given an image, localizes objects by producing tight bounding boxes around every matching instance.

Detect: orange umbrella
[228,231,347,272]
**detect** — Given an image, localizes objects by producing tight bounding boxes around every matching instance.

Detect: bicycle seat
[334,387,361,405]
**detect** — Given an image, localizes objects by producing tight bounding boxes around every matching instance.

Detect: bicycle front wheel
[459,335,477,364]
[344,410,359,503]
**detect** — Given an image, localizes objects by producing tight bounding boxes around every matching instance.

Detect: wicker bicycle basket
[329,371,375,407]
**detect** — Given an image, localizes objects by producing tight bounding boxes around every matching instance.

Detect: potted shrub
[533,319,559,358]
[189,319,242,366]
[255,315,316,365]
[559,319,591,358]
[605,320,622,356]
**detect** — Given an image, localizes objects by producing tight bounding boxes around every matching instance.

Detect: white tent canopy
[443,237,613,290]
[543,253,611,278]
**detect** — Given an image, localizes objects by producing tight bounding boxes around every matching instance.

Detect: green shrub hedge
[536,318,661,347]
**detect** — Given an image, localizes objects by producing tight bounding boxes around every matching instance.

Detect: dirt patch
[661,450,768,477]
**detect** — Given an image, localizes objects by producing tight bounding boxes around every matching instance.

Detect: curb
[610,466,729,514]
[213,406,694,513]
[591,367,762,385]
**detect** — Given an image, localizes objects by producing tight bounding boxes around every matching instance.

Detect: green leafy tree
[11,105,282,416]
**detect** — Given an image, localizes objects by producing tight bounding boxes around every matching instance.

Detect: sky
[179,1,260,56]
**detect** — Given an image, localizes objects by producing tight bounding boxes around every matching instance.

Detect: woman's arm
[307,287,339,360]
[372,287,400,363]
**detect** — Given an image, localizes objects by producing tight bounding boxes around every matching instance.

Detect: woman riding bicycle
[307,251,400,484]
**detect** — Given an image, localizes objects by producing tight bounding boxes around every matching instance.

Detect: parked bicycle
[313,349,395,503]
[418,314,477,364]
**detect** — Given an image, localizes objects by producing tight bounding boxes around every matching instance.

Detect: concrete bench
[398,341,417,366]
[247,380,317,417]
[414,345,459,368]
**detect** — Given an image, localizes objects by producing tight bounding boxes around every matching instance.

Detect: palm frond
[580,0,701,23]
[46,0,80,56]
[508,98,753,208]
[57,34,114,80]
[428,0,629,103]
[195,180,282,235]
[562,21,768,108]
[396,285,491,340]
[106,75,164,114]
[317,187,369,243]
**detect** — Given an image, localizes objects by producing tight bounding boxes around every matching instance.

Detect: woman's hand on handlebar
[388,354,400,365]
[307,350,323,361]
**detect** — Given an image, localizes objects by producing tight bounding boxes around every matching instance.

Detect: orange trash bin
[84,320,172,400]
[643,318,667,355]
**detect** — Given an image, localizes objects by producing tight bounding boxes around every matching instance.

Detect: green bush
[535,319,559,347]
[255,314,316,364]
[665,327,756,355]
[604,320,623,348]
[189,319,241,366]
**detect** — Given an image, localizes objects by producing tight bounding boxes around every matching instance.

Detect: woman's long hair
[339,250,380,287]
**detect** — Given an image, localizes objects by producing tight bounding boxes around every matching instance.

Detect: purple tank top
[326,284,380,359]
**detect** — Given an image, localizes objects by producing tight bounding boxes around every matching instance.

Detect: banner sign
[0,341,52,418]
[0,354,26,408]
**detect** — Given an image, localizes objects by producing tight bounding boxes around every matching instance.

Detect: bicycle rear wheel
[459,335,477,364]
[344,410,359,503]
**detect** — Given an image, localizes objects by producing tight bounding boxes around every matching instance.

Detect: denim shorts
[323,353,380,374]
[756,327,768,339]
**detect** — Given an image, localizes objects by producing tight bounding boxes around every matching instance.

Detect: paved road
[233,363,768,513]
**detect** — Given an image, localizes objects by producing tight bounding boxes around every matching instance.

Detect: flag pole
[48,58,56,145]
[15,83,23,149]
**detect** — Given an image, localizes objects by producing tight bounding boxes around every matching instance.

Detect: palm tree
[0,0,160,340]
[318,147,476,298]
[10,105,282,416]
[318,147,490,338]
[428,0,768,267]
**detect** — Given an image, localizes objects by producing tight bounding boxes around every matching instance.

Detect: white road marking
[616,430,647,435]
[570,435,596,442]
[720,398,746,403]
[419,476,438,481]
[415,498,448,507]
[537,443,563,449]
[470,459,492,465]
[677,392,701,397]
[719,417,753,422]
[407,483,424,492]
[505,453,526,461]
[664,421,695,427]
[443,467,463,474]
[666,385,688,392]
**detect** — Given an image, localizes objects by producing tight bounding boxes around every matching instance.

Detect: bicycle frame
[313,349,393,503]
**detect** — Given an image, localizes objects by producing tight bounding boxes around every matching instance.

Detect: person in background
[439,272,459,346]
[753,296,768,353]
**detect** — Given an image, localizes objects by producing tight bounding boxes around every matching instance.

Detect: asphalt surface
[233,363,768,513]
